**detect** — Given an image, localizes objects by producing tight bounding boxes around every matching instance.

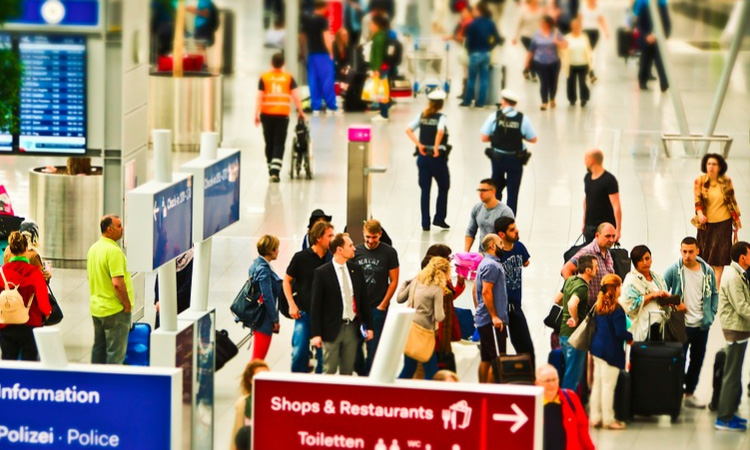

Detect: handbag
[543,304,563,334]
[663,310,687,344]
[563,234,587,263]
[403,281,436,363]
[229,276,266,329]
[568,308,596,351]
[44,284,64,326]
[610,243,631,280]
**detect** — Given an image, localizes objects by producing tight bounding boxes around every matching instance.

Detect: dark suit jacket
[311,260,373,342]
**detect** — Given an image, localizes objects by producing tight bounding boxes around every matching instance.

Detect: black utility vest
[491,110,523,153]
[418,113,443,146]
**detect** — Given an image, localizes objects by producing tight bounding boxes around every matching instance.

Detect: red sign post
[253,373,542,450]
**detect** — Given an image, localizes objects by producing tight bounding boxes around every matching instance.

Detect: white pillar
[153,129,178,331]
[34,328,68,368]
[369,309,415,384]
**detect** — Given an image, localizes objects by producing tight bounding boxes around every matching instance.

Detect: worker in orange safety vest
[255,52,306,182]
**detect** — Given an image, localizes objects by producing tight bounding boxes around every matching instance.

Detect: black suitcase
[215,329,239,371]
[630,341,685,422]
[617,27,634,60]
[614,370,632,422]
[709,348,727,411]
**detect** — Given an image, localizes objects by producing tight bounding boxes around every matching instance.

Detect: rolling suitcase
[492,331,535,384]
[548,348,565,381]
[617,27,634,61]
[124,322,151,366]
[629,341,684,422]
[614,370,632,422]
[709,348,727,411]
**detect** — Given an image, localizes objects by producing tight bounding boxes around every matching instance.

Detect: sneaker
[270,174,280,183]
[684,395,706,409]
[715,417,747,431]
[459,102,471,107]
[371,115,389,123]
[733,415,748,424]
[326,109,343,116]
[312,111,321,117]
[433,221,450,230]
[422,226,430,232]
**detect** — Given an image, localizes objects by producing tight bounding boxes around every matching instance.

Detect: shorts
[478,323,507,362]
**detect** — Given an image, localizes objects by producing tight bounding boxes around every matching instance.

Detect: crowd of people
[2,1,749,450]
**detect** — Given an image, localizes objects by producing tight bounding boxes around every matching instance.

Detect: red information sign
[253,373,542,450]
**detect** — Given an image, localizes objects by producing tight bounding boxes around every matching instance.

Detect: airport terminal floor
[2,0,750,448]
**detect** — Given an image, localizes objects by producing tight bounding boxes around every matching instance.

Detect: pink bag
[452,252,483,281]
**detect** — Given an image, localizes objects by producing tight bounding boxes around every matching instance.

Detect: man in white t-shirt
[664,236,719,409]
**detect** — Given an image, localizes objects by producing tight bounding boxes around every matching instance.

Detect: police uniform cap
[427,90,447,101]
[501,89,519,103]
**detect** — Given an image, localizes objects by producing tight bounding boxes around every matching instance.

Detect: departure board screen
[18,34,87,154]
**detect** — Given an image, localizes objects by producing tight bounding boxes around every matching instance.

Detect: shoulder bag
[568,307,597,351]
[230,275,265,330]
[403,280,436,363]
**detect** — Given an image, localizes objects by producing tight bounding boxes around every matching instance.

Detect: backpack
[0,267,33,325]
[385,34,403,68]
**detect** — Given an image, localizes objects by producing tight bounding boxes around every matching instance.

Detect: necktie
[339,265,355,320]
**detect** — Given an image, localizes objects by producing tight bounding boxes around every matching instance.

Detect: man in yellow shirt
[87,215,133,364]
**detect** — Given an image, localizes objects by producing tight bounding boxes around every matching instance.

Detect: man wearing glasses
[465,179,515,252]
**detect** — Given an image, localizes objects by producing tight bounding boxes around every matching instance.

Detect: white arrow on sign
[492,403,528,433]
[153,201,159,221]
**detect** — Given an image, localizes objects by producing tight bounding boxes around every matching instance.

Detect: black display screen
[0,33,87,155]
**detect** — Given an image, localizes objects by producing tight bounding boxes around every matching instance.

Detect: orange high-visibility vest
[260,71,293,116]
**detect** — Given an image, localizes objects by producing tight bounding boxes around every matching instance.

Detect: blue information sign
[203,152,240,240]
[8,1,101,29]
[0,367,173,449]
[153,178,193,269]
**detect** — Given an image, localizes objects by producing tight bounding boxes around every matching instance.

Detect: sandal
[605,421,627,430]
[540,103,548,111]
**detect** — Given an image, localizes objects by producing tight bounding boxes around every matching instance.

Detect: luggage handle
[646,310,666,341]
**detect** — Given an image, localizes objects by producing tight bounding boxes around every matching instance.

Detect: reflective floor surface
[1,0,750,448]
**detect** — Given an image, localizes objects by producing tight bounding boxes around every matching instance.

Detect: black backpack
[385,35,403,68]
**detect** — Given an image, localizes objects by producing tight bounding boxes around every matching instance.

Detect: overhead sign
[5,0,103,32]
[253,373,542,450]
[0,361,181,449]
[125,173,194,272]
[181,149,241,242]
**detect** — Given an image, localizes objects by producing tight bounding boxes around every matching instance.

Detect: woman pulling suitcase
[405,90,452,232]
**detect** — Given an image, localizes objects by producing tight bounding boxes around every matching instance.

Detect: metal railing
[661,134,733,158]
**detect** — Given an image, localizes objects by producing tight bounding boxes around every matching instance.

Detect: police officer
[405,90,451,232]
[255,52,306,183]
[480,89,538,215]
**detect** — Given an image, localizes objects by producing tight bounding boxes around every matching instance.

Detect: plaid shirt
[571,240,614,305]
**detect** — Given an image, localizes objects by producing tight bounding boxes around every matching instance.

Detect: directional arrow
[153,201,159,221]
[492,403,528,433]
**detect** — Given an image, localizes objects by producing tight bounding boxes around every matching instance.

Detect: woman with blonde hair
[397,257,448,379]
[589,274,632,429]
[230,359,270,450]
[247,235,282,361]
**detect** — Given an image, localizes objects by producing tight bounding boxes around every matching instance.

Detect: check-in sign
[253,373,542,450]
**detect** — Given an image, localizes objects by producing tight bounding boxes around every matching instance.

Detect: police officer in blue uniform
[405,90,451,232]
[480,89,538,215]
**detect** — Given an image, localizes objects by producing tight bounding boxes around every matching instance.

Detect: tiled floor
[1,0,750,449]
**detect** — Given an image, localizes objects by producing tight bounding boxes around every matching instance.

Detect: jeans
[355,307,388,376]
[567,65,590,104]
[307,53,338,111]
[91,310,131,365]
[507,303,535,364]
[399,352,438,380]
[490,154,523,215]
[463,51,490,107]
[260,114,290,176]
[683,326,709,395]
[417,155,450,229]
[0,325,39,361]
[560,335,587,391]
[533,60,561,104]
[291,311,323,373]
[718,340,747,421]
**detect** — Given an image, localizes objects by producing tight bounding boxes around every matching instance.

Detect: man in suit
[311,233,374,374]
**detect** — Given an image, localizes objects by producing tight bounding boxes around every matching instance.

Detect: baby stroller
[290,116,313,179]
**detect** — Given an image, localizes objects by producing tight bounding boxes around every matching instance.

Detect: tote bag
[403,281,436,363]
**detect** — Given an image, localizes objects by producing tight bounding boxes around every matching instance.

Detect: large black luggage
[614,370,632,422]
[709,348,727,411]
[617,27,634,60]
[630,341,685,422]
[343,72,369,112]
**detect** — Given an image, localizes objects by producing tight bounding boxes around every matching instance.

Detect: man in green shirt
[87,215,134,364]
[553,254,597,391]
